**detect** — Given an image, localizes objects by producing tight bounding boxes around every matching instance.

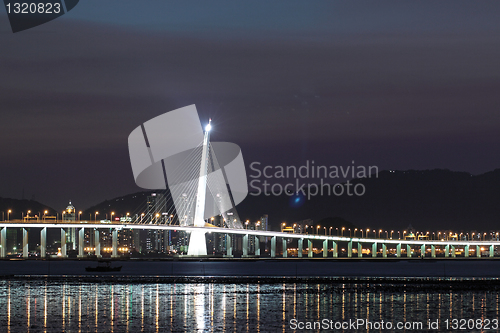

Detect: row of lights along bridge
[280,223,500,241]
[3,210,499,242]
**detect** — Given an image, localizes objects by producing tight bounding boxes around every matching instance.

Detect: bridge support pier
[242,234,249,257]
[78,228,85,258]
[255,236,260,256]
[95,229,101,258]
[490,245,494,257]
[445,244,449,258]
[224,234,233,257]
[1,227,6,258]
[431,245,435,258]
[407,244,411,257]
[451,245,456,258]
[372,243,377,258]
[41,227,46,258]
[464,245,469,257]
[323,240,328,258]
[348,241,352,258]
[332,241,338,257]
[61,229,67,258]
[23,228,28,258]
[396,244,401,257]
[476,245,481,258]
[298,239,303,258]
[282,238,287,258]
[112,229,118,258]
[357,242,362,258]
[308,240,313,258]
[382,244,387,258]
[420,244,425,258]
[271,236,276,258]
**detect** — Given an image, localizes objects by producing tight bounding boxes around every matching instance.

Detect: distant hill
[82,191,153,221]
[81,169,500,232]
[0,197,56,220]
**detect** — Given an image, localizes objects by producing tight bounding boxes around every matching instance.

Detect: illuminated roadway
[0,221,498,258]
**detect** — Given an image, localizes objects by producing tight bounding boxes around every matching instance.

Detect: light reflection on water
[0,279,498,332]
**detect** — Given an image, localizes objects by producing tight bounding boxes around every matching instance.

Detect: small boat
[85,260,122,272]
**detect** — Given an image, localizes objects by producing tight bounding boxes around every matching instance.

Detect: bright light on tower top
[205,118,212,132]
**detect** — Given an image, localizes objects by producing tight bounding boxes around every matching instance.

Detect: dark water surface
[0,277,499,332]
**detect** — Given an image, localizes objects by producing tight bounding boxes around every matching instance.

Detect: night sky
[1,1,500,211]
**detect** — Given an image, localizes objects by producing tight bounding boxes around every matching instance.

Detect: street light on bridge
[7,210,11,221]
[95,211,99,222]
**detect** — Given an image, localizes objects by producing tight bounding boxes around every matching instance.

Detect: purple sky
[1,1,500,210]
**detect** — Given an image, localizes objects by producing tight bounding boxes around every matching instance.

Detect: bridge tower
[187,120,211,256]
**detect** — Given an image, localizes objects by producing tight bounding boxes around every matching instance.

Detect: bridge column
[255,236,260,256]
[112,229,118,258]
[40,227,47,258]
[298,239,303,258]
[1,227,6,258]
[78,228,85,258]
[225,234,233,257]
[308,240,313,258]
[382,244,387,258]
[323,239,328,258]
[282,238,287,258]
[490,245,495,257]
[61,229,67,258]
[431,245,435,258]
[357,242,362,258]
[347,240,352,258]
[271,236,276,258]
[23,228,28,258]
[332,241,338,257]
[242,234,249,257]
[445,244,449,257]
[95,229,101,258]
[396,244,401,257]
[451,245,456,258]
[420,244,425,258]
[407,244,411,257]
[464,245,469,258]
[476,245,481,258]
[372,243,377,258]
